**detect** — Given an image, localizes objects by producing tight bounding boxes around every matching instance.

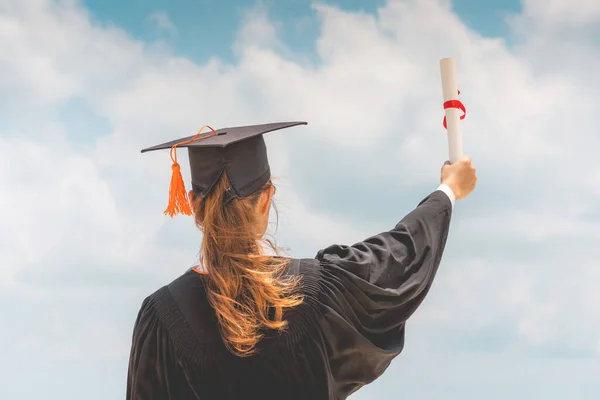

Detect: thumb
[443,160,451,166]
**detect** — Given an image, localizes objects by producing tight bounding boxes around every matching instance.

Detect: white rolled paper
[440,57,463,164]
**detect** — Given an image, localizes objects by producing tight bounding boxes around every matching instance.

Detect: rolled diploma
[440,58,463,164]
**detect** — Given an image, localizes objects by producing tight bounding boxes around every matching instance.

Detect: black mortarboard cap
[141,121,307,217]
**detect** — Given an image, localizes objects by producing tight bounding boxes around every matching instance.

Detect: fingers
[443,156,471,167]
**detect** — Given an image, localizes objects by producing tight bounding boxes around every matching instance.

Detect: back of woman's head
[192,173,303,357]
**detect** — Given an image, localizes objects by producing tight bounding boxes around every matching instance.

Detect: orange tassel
[162,125,219,217]
[164,162,192,217]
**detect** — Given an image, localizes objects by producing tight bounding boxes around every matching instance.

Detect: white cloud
[1,0,600,398]
[521,0,600,26]
[148,11,177,35]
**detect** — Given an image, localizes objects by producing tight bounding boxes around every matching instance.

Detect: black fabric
[127,190,453,400]
[140,121,307,198]
[188,135,271,198]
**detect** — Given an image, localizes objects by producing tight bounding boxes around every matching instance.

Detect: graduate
[127,121,477,400]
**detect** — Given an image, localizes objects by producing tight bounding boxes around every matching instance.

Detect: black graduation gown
[127,190,452,400]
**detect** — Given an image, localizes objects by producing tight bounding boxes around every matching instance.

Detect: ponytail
[192,173,303,356]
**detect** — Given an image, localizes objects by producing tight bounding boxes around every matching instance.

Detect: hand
[440,156,477,200]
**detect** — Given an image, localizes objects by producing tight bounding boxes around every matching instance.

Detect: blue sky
[2,0,600,399]
[83,0,521,61]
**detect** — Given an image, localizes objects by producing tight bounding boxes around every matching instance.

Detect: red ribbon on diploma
[442,90,466,129]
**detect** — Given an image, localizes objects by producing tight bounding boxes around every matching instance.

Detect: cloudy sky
[1,0,600,398]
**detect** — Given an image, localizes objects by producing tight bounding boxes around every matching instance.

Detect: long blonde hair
[192,173,303,357]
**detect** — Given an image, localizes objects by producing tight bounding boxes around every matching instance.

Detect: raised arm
[312,159,476,396]
[317,185,454,292]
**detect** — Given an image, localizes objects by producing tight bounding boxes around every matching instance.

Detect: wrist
[440,179,460,200]
[437,183,456,208]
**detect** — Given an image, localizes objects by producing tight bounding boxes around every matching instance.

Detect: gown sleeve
[126,295,192,400]
[313,190,453,395]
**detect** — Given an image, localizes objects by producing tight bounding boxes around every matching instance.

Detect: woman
[128,121,477,400]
